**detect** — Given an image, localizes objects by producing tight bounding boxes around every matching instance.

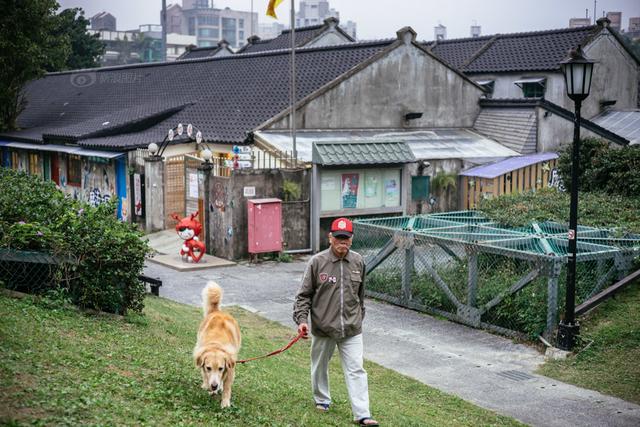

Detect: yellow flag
[266,0,285,19]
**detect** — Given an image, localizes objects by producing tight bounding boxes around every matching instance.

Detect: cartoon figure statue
[170,212,206,263]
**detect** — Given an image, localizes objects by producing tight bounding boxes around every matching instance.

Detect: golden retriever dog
[193,281,241,408]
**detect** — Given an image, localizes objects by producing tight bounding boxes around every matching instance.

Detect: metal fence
[353,211,640,340]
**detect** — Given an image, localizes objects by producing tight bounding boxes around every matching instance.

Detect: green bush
[557,137,640,196]
[478,188,640,234]
[0,168,151,314]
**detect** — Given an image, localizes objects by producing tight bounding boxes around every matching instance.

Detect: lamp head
[148,142,159,156]
[202,148,213,162]
[560,45,594,102]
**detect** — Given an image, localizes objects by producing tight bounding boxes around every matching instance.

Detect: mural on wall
[213,181,227,212]
[84,161,115,206]
[54,155,116,205]
[548,168,565,192]
[341,173,359,208]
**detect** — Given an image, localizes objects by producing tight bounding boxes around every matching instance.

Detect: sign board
[189,173,198,198]
[134,173,142,216]
[244,186,256,197]
[237,153,252,161]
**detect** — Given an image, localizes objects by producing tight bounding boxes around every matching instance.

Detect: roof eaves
[537,99,629,146]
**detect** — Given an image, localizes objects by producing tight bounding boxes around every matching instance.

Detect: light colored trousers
[311,333,371,420]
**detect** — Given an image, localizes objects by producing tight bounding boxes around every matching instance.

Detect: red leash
[237,331,305,364]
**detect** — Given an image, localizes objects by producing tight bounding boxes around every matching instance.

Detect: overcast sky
[58,0,640,40]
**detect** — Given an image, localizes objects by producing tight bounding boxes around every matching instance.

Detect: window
[320,168,402,212]
[515,78,546,98]
[198,28,218,38]
[239,30,244,39]
[238,19,244,29]
[67,154,82,186]
[475,80,494,98]
[199,15,217,26]
[188,17,196,35]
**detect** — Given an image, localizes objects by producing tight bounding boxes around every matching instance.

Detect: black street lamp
[557,46,594,351]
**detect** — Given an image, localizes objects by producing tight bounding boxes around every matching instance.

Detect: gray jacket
[293,248,366,339]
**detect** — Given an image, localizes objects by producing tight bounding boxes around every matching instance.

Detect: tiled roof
[424,26,602,73]
[464,26,597,73]
[312,140,415,165]
[591,110,640,145]
[425,36,494,69]
[238,25,328,54]
[1,41,393,151]
[474,106,538,154]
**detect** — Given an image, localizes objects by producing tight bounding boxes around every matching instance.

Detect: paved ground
[143,257,640,427]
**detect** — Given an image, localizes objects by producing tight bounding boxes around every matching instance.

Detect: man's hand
[297,323,309,339]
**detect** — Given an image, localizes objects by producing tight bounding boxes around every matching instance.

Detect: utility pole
[161,0,167,62]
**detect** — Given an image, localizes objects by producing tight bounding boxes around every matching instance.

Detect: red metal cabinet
[247,198,282,254]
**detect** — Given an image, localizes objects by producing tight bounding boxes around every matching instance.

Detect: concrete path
[143,258,640,427]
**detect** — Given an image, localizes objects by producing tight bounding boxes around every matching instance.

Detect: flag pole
[290,0,297,162]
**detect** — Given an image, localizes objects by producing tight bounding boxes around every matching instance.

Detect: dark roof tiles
[5,41,392,150]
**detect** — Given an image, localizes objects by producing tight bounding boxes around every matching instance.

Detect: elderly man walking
[293,217,379,426]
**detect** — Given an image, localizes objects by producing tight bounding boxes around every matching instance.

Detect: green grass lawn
[0,292,522,426]
[537,283,640,404]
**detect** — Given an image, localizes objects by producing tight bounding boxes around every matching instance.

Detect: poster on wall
[384,178,399,206]
[341,173,359,208]
[134,173,142,216]
[189,173,198,198]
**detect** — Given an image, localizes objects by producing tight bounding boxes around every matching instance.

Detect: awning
[475,79,494,86]
[0,141,124,159]
[312,140,415,165]
[514,77,546,88]
[459,152,558,179]
[253,129,519,163]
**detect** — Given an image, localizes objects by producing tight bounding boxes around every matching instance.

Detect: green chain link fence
[353,211,640,340]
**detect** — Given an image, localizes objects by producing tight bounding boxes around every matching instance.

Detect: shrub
[0,168,151,314]
[478,188,640,234]
[557,137,640,196]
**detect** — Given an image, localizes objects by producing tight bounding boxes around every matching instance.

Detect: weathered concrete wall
[208,169,311,260]
[583,30,639,118]
[269,41,483,130]
[144,158,165,232]
[537,107,617,152]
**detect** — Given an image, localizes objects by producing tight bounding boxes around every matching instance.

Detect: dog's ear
[194,349,206,368]
[226,357,236,370]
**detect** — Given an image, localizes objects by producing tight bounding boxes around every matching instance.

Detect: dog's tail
[202,281,223,316]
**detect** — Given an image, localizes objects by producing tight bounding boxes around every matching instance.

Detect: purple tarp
[459,152,558,179]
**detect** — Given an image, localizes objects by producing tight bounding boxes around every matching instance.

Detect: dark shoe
[357,417,379,426]
[315,403,330,412]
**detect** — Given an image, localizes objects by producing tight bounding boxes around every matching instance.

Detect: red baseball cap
[330,217,353,238]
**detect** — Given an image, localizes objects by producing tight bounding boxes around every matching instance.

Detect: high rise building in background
[166,0,257,49]
[630,17,640,32]
[569,17,592,28]
[435,24,446,41]
[294,1,356,39]
[90,11,116,31]
[606,11,622,31]
[470,24,481,38]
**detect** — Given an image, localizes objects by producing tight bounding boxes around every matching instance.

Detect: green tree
[0,0,67,131]
[0,2,104,132]
[52,8,104,71]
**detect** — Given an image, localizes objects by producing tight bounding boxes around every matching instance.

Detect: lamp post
[557,45,594,351]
